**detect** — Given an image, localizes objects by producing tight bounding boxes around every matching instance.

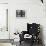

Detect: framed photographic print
[16,10,25,17]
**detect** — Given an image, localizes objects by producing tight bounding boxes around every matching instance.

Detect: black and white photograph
[16,10,25,17]
[0,0,46,46]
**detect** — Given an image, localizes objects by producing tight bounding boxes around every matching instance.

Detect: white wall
[0,0,8,3]
[0,0,46,46]
[8,0,46,46]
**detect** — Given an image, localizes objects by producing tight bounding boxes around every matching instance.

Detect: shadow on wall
[40,25,45,46]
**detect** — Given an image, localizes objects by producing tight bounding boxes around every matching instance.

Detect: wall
[0,0,8,3]
[9,0,44,41]
[0,0,46,46]
[8,0,46,46]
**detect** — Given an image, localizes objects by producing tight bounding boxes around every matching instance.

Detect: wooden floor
[19,41,43,46]
[0,39,14,43]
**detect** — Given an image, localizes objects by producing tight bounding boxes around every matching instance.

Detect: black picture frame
[16,10,25,17]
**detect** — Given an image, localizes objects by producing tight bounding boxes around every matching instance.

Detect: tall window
[0,4,8,31]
